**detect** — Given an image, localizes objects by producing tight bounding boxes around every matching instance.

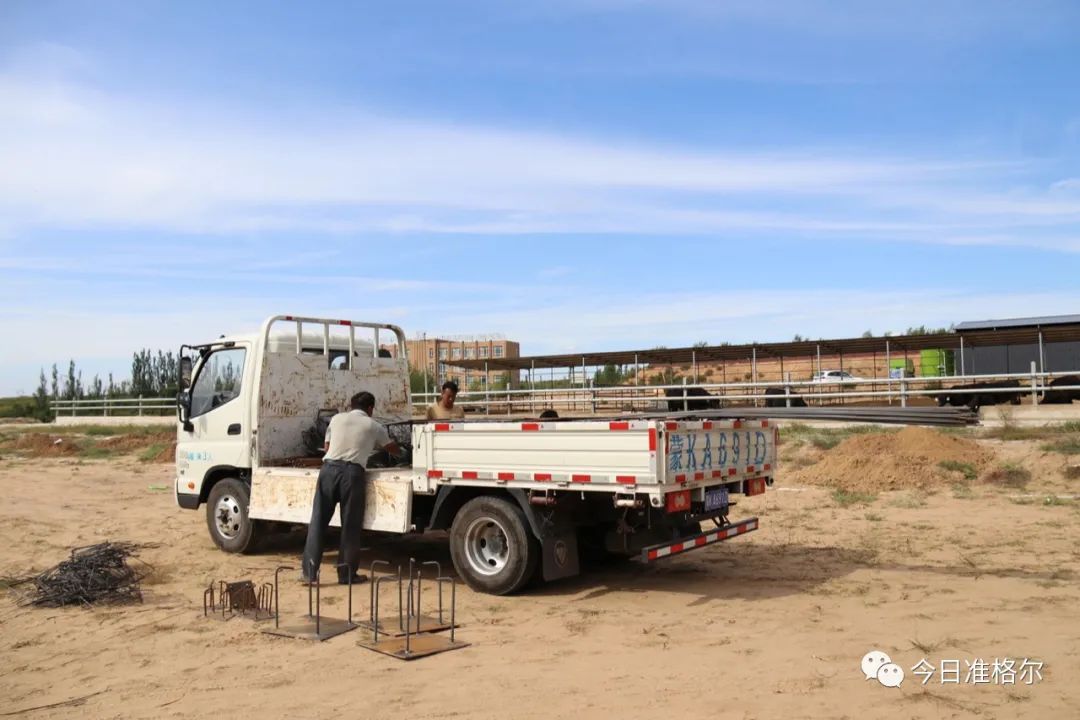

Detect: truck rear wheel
[449,496,539,595]
[206,478,260,553]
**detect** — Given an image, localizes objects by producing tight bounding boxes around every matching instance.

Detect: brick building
[385,336,521,390]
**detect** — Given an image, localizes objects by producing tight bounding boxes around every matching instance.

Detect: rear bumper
[641,517,758,562]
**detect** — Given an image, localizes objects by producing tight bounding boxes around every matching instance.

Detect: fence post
[138,394,144,417]
[784,373,791,408]
[103,397,107,417]
[900,377,908,408]
[682,377,688,412]
[1030,361,1039,406]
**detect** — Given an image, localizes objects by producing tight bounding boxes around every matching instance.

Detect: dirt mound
[99,430,174,453]
[11,434,82,457]
[788,426,994,492]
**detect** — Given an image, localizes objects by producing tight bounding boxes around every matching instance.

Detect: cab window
[190,348,247,417]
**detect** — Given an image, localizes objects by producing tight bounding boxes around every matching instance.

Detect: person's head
[350,391,376,415]
[439,380,459,407]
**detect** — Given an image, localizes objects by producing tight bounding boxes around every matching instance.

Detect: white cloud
[1,47,1076,249]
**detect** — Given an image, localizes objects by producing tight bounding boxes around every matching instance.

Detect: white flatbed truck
[175,315,776,595]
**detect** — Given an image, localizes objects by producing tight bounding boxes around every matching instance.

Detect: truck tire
[449,496,539,595]
[206,478,260,553]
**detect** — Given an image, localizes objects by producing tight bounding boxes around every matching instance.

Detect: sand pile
[789,426,993,492]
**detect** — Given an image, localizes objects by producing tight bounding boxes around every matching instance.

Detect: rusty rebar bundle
[15,541,151,608]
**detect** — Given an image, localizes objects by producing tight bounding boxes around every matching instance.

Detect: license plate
[704,487,729,512]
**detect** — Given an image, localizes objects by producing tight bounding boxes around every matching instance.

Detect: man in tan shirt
[301,391,400,584]
[426,380,465,420]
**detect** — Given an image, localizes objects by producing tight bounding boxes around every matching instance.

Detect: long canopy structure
[448,316,1080,374]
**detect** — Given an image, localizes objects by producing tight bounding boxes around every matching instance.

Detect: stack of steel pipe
[657,406,979,426]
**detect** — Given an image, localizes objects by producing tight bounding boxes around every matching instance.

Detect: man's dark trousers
[302,460,366,582]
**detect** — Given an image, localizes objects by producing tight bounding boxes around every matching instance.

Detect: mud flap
[541,526,580,582]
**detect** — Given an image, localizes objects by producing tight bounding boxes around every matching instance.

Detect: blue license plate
[704,487,729,512]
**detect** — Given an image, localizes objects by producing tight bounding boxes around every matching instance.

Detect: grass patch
[1042,495,1073,507]
[138,443,171,463]
[781,423,898,451]
[889,491,926,509]
[19,424,172,437]
[980,421,1080,441]
[938,460,978,481]
[864,512,883,522]
[831,489,877,507]
[78,445,116,460]
[1041,437,1080,455]
[984,462,1032,488]
[951,483,976,500]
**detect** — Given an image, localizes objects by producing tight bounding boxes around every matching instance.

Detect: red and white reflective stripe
[433,423,464,432]
[428,470,629,484]
[644,518,758,561]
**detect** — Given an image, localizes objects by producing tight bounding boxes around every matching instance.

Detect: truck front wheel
[449,496,539,595]
[206,478,260,553]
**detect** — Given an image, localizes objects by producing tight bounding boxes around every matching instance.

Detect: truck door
[178,346,251,491]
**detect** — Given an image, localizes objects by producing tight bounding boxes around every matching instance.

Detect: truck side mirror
[177,389,194,432]
[180,356,193,390]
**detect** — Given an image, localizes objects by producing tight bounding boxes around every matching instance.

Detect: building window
[439,348,447,360]
[465,348,475,359]
[428,348,434,359]
[480,347,489,358]
[452,348,462,360]
[494,346,504,358]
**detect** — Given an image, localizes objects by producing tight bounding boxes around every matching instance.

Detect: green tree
[409,368,437,395]
[33,368,52,421]
[64,360,77,400]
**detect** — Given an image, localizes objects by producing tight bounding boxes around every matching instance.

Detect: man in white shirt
[301,391,400,584]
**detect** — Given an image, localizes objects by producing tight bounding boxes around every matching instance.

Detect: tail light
[665,489,691,513]
[745,478,766,496]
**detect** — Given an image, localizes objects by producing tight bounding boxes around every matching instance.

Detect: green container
[919,349,955,377]
[889,358,915,378]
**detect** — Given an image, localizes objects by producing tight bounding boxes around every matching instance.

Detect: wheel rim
[463,516,510,576]
[214,494,243,539]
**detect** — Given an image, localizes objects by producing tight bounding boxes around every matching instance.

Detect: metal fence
[416,364,1080,415]
[50,396,176,418]
[49,365,1079,419]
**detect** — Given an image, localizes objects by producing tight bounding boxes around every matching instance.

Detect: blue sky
[2,0,1080,394]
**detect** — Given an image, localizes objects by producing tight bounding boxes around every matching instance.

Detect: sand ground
[1,438,1079,719]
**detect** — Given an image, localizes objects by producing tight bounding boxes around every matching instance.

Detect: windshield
[189,347,247,417]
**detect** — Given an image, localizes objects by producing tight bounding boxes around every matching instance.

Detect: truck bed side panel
[249,467,413,533]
